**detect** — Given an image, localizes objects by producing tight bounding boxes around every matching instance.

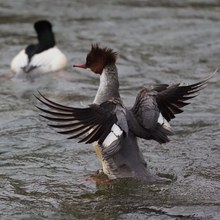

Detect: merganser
[35,44,217,182]
[11,20,67,78]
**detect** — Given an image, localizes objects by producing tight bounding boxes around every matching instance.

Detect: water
[0,0,220,219]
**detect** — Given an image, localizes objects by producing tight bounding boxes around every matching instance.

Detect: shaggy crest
[86,44,118,66]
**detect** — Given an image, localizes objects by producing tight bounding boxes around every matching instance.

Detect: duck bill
[73,63,87,69]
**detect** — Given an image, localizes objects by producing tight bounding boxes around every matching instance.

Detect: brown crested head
[85,44,118,74]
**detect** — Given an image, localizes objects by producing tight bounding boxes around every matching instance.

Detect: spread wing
[131,88,173,144]
[156,69,217,122]
[35,92,128,159]
[131,69,217,143]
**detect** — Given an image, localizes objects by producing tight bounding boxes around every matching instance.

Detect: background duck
[10,20,67,79]
[35,45,217,183]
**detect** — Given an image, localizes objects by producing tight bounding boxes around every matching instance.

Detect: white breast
[10,49,28,74]
[11,46,67,77]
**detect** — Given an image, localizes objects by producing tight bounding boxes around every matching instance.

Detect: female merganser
[11,20,67,78]
[35,44,217,182]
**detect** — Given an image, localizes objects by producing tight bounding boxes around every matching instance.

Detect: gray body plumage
[35,44,217,183]
[92,64,165,181]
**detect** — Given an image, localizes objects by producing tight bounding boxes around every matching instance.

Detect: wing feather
[157,69,217,121]
[35,93,128,152]
[130,69,217,143]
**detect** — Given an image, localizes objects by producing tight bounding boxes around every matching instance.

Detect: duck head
[74,44,118,74]
[34,20,55,48]
[34,20,52,33]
